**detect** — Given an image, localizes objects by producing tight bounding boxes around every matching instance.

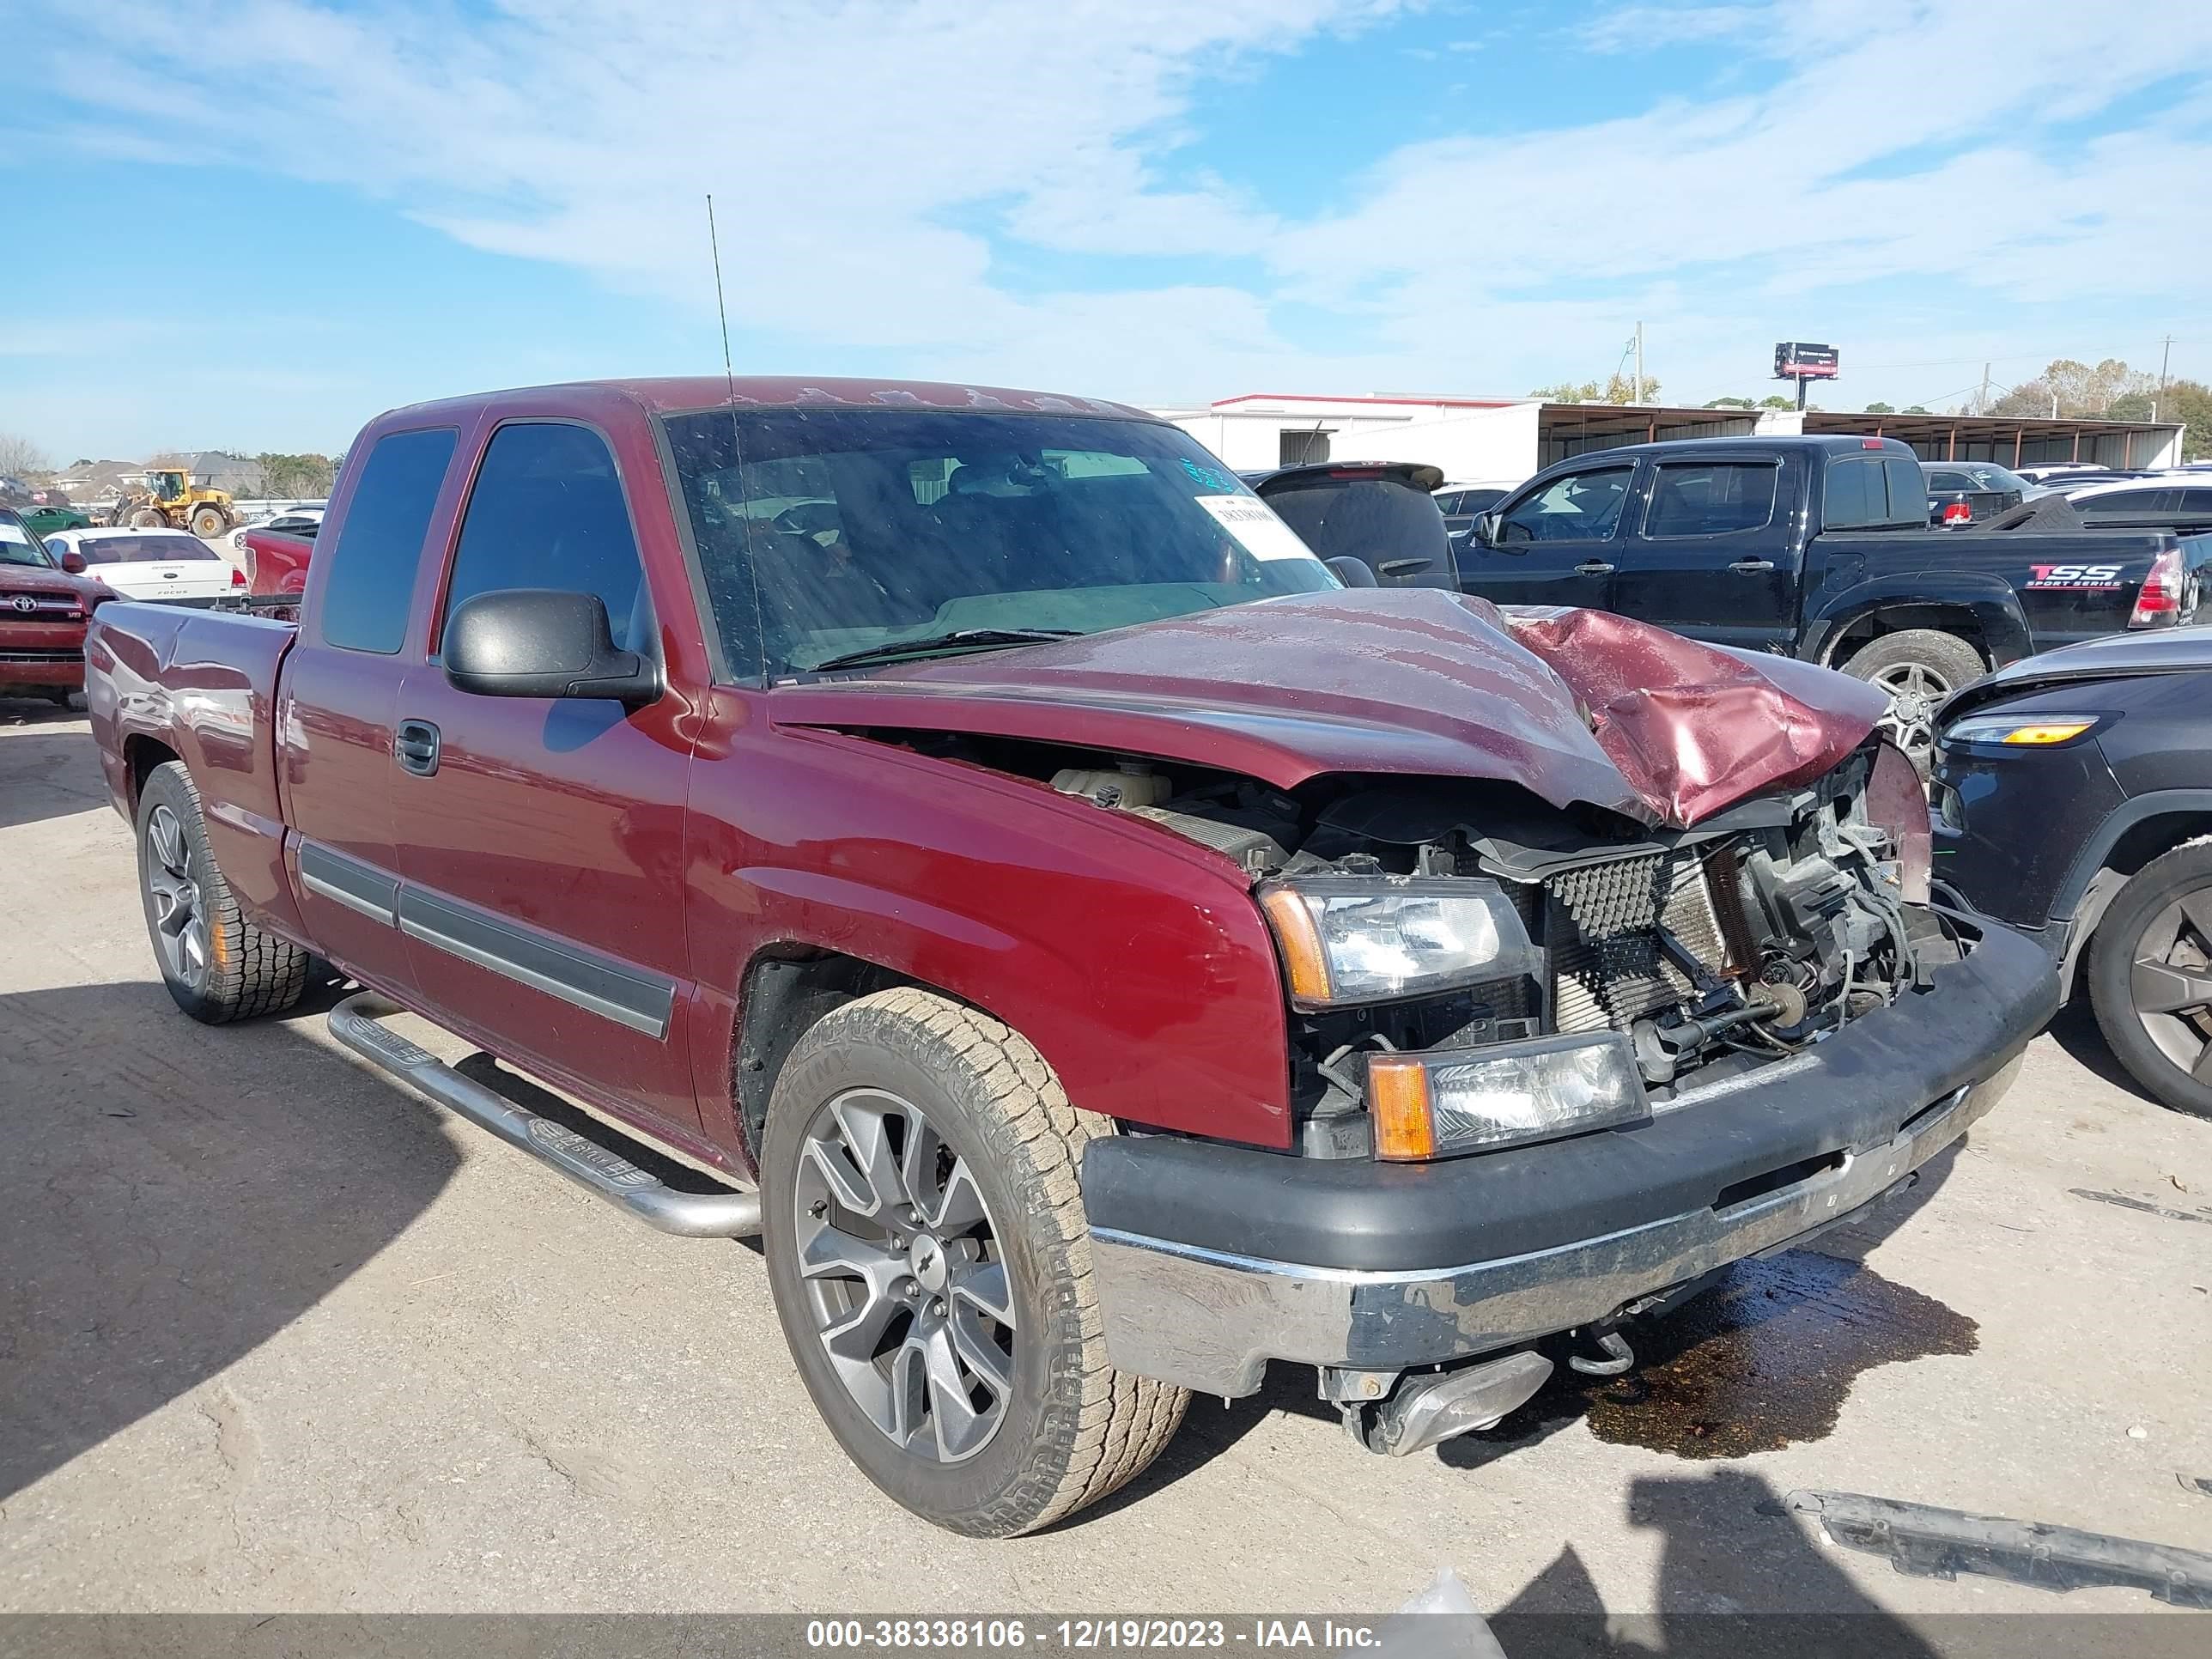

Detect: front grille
[1545,848,1732,1033]
[0,592,83,619]
[0,647,82,662]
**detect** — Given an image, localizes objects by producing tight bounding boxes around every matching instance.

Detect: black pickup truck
[1459,435,2203,767]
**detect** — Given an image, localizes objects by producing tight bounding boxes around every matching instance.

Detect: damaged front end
[1045,736,1942,1161]
[1048,737,2051,1435]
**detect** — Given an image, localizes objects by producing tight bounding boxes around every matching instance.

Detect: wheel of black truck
[759,988,1188,1536]
[136,761,311,1024]
[2087,844,2212,1120]
[1838,629,1986,775]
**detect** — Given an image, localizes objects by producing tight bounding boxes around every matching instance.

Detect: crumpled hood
[770,589,1887,829]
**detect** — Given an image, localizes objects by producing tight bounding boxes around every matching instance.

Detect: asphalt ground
[2,702,2208,1634]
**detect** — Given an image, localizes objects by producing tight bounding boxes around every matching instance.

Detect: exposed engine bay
[866,728,1953,1156]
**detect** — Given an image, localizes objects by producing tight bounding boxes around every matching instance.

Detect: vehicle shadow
[0,981,458,1502]
[1486,1467,1944,1644]
[1086,1140,1967,1518]
[0,708,108,830]
[2043,989,2158,1103]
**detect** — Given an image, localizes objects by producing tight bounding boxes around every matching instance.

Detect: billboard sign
[1775,342,1840,380]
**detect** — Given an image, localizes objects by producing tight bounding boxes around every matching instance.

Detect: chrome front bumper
[1090,1056,2021,1398]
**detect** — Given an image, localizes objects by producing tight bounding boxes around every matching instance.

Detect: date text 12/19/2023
[805,1620,1389,1650]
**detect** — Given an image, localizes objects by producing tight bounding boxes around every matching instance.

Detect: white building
[1152,393,2185,483]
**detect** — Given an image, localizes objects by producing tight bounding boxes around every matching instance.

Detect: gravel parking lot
[3,703,2208,1626]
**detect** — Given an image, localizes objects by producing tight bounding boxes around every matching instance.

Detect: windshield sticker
[1195,492,1314,562]
[0,524,29,544]
[1179,457,1237,493]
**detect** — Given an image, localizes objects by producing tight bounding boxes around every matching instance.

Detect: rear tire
[2088,844,2212,1119]
[1838,629,1985,775]
[136,761,311,1024]
[760,988,1187,1536]
[189,506,227,538]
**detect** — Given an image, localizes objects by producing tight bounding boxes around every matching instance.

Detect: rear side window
[1822,458,1877,529]
[1644,463,1778,538]
[438,422,651,654]
[320,428,457,653]
[2081,489,2172,515]
[1884,458,1927,518]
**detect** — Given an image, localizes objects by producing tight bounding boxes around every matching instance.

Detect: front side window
[437,422,651,655]
[1497,466,1634,544]
[662,409,1336,680]
[320,427,457,654]
[1644,463,1778,538]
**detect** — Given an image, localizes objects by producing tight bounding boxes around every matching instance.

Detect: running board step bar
[331,991,763,1238]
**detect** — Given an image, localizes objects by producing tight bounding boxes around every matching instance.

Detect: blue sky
[4,0,2208,462]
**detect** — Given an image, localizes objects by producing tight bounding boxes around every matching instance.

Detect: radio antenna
[706,192,738,402]
[706,192,769,683]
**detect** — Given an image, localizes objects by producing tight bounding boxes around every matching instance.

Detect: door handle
[1575,561,1615,576]
[1729,559,1777,574]
[393,719,441,777]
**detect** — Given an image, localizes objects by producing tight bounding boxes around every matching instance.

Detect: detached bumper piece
[1785,1491,2212,1609]
[1084,918,2056,1400]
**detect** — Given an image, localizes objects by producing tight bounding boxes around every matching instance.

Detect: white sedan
[41,528,244,604]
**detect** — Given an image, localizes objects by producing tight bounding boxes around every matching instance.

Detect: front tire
[1839,629,1986,775]
[136,762,311,1024]
[2088,844,2212,1119]
[760,988,1187,1536]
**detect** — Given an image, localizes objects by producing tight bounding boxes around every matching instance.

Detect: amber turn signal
[1996,720,2096,745]
[1367,1056,1438,1162]
[1258,885,1332,1003]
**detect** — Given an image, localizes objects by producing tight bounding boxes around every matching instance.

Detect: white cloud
[12,0,2212,422]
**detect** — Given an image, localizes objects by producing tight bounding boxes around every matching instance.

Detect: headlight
[1258,876,1539,1009]
[1942,714,2101,749]
[1367,1031,1650,1160]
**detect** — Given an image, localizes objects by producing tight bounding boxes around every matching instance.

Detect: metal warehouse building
[1154,393,2185,486]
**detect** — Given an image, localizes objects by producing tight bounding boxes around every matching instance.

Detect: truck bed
[87,600,303,940]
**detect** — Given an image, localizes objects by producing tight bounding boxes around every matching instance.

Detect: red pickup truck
[86,377,2056,1535]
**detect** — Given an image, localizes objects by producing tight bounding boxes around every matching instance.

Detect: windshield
[0,514,54,568]
[73,534,218,563]
[663,409,1337,678]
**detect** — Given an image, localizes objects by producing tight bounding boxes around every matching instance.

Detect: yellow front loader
[119,469,238,538]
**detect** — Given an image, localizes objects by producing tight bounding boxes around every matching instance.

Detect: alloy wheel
[2129,888,2212,1081]
[792,1089,1017,1463]
[145,804,210,988]
[1871,661,1954,770]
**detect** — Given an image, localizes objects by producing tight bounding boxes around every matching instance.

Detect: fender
[681,720,1297,1162]
[1799,569,2033,670]
[2051,788,2212,923]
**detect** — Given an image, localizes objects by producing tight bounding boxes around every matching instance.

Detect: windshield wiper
[804,628,1083,674]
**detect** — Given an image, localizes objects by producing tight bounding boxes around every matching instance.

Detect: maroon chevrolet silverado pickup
[86,377,2057,1535]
